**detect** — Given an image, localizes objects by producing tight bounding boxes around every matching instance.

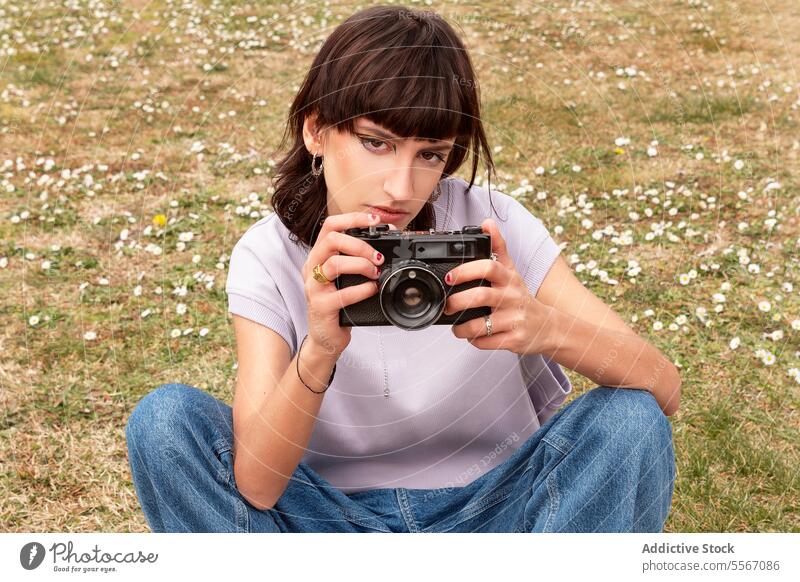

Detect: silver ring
[490,252,498,261]
[484,314,493,336]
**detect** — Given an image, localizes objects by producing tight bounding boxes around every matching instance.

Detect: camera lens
[395,277,427,315]
[379,261,445,330]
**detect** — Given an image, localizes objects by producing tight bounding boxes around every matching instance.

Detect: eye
[420,151,446,165]
[358,136,391,152]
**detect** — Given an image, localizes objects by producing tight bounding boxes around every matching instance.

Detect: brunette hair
[271,5,497,249]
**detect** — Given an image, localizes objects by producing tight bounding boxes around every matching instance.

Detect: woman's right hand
[301,211,394,359]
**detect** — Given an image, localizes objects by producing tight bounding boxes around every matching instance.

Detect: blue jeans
[125,383,676,532]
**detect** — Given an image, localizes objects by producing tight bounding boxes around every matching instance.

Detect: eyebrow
[356,124,454,153]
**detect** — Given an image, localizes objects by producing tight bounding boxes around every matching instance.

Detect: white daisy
[765,330,784,341]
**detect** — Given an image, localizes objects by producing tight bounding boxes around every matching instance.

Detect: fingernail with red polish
[445,272,452,284]
[376,252,383,262]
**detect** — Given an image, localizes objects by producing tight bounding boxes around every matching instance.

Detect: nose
[382,157,416,204]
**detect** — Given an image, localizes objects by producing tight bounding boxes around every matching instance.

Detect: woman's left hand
[442,218,555,355]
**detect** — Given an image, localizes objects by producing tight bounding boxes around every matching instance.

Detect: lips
[367,205,409,219]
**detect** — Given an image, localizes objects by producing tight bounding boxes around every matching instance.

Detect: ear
[302,112,325,156]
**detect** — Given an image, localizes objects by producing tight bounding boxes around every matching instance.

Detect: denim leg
[125,383,281,532]
[529,386,677,532]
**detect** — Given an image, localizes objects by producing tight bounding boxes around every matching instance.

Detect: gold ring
[484,314,493,336]
[312,263,332,284]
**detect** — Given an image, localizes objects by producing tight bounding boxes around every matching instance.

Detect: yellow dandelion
[152,214,167,227]
[614,147,625,155]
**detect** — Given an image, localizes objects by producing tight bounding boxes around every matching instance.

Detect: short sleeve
[504,197,562,297]
[225,232,297,353]
[525,355,573,426]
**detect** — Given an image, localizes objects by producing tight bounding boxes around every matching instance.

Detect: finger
[443,285,516,316]
[467,330,515,351]
[318,210,381,240]
[317,280,379,311]
[480,218,515,269]
[310,211,381,266]
[313,230,384,269]
[445,258,511,287]
[451,309,515,340]
[320,255,381,281]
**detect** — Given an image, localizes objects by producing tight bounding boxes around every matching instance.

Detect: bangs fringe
[320,47,471,141]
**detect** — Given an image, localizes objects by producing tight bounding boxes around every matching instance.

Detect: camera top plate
[345,224,485,238]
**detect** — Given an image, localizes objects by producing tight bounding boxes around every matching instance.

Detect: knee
[125,383,203,459]
[583,386,673,448]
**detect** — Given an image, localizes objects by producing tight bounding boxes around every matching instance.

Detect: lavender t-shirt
[225,176,572,493]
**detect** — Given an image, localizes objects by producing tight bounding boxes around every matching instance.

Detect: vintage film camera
[336,223,493,330]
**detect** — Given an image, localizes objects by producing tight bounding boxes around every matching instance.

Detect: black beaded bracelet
[296,334,337,394]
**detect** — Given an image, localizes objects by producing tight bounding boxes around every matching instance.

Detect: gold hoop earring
[311,152,324,177]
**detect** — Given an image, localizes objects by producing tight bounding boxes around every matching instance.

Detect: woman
[125,5,680,533]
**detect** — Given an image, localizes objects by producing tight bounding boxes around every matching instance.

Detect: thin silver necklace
[378,326,390,399]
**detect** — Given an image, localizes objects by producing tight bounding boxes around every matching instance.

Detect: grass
[647,94,760,125]
[1,0,798,533]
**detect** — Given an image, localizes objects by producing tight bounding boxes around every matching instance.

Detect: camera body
[336,223,493,330]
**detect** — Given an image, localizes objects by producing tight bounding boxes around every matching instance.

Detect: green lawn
[1,0,798,532]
